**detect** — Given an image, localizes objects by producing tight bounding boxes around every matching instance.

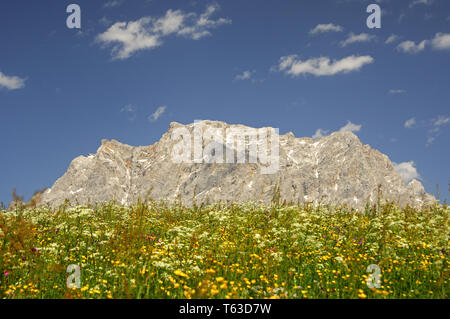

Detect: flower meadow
[0,201,448,299]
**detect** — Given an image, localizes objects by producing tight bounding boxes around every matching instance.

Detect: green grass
[0,201,448,299]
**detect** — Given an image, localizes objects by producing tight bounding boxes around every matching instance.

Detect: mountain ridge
[40,120,435,209]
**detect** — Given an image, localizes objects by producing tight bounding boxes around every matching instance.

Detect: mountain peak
[41,120,435,209]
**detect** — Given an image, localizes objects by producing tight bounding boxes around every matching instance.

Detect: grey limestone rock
[41,120,435,209]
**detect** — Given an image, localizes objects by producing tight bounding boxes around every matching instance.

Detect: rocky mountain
[41,120,435,208]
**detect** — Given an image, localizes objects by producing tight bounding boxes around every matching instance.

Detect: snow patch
[287,150,299,164]
[70,188,83,195]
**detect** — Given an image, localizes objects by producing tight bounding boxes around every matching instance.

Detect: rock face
[42,120,434,208]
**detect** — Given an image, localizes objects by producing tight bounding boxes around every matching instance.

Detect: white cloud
[0,71,26,90]
[97,5,231,59]
[389,89,406,94]
[312,128,329,139]
[152,9,186,36]
[149,106,166,122]
[433,115,450,126]
[396,40,428,53]
[177,4,231,40]
[309,23,343,35]
[339,121,362,133]
[340,33,376,47]
[392,161,420,184]
[425,115,450,145]
[426,136,435,145]
[431,33,450,50]
[409,0,433,8]
[404,115,449,146]
[428,115,450,143]
[120,104,137,121]
[97,17,161,60]
[103,0,125,8]
[276,55,373,77]
[394,33,450,54]
[385,34,399,44]
[404,117,416,128]
[235,70,254,81]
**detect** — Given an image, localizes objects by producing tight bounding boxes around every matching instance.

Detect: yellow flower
[211,288,219,296]
[174,270,190,279]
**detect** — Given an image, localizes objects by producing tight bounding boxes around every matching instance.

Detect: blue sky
[0,0,449,204]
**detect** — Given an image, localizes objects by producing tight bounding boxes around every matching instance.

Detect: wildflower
[174,270,189,279]
[210,288,219,296]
